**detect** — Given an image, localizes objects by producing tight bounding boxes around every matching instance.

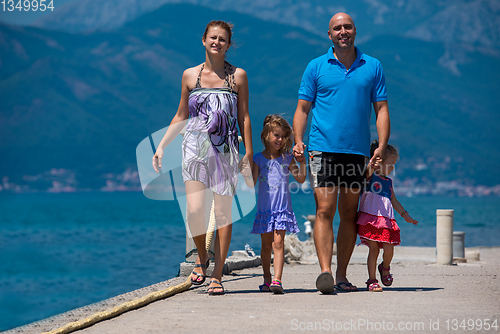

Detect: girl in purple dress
[153,21,253,296]
[241,115,307,294]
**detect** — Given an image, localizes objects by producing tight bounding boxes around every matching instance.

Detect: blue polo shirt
[298,47,387,157]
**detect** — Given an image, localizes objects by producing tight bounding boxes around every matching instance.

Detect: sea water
[0,191,499,331]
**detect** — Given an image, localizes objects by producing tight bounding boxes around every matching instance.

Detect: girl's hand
[152,149,164,173]
[293,142,306,163]
[403,212,418,225]
[239,156,252,178]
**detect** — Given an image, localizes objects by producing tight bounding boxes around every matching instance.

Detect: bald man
[293,13,390,294]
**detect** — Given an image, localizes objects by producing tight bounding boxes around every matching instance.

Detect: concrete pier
[6,245,499,334]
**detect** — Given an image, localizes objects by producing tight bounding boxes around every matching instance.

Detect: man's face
[328,14,356,50]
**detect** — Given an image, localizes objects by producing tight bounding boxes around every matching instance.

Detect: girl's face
[267,125,287,153]
[379,152,398,176]
[202,26,231,56]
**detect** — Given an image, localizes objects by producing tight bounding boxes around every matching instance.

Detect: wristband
[401,210,408,217]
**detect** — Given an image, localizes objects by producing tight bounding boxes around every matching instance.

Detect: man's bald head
[329,13,356,31]
[328,12,356,50]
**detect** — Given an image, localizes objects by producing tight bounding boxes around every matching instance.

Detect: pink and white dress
[357,173,401,247]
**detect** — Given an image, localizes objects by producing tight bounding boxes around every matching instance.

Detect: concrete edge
[3,276,187,334]
[5,255,262,334]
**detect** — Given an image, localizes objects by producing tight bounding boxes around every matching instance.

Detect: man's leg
[313,186,338,274]
[335,186,361,289]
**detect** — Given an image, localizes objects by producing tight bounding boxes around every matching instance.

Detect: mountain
[1,3,499,189]
[33,0,500,55]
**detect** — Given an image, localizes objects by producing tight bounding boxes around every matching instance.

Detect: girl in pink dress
[357,141,418,292]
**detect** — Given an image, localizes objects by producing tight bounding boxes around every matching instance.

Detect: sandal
[315,272,335,294]
[190,259,210,286]
[335,281,358,292]
[269,279,284,294]
[207,278,224,296]
[366,279,383,292]
[378,263,393,286]
[259,274,272,292]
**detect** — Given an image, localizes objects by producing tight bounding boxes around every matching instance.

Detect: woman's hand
[239,154,253,174]
[239,156,251,178]
[152,149,164,173]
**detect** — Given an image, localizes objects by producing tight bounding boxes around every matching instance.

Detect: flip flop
[315,272,335,294]
[259,282,271,292]
[335,281,358,292]
[207,278,224,296]
[269,279,284,294]
[190,259,210,286]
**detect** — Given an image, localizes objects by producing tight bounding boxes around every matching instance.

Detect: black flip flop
[207,278,224,296]
[335,281,358,292]
[190,259,210,285]
[315,272,335,294]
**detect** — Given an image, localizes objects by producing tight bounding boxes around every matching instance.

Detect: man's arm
[370,100,390,167]
[292,99,312,163]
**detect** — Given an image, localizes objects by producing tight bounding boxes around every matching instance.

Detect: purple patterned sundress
[182,62,239,196]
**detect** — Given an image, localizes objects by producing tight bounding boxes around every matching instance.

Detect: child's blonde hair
[261,114,293,155]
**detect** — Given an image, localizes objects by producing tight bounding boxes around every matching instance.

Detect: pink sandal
[378,263,393,286]
[269,279,284,294]
[366,279,383,292]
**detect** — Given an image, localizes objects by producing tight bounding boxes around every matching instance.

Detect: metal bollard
[436,209,454,265]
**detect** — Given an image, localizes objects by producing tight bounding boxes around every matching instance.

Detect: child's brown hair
[261,114,293,155]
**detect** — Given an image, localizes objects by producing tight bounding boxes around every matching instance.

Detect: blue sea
[1,191,499,331]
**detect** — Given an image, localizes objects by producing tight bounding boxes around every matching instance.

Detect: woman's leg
[185,181,209,283]
[260,232,273,283]
[367,240,380,280]
[208,193,233,292]
[272,230,286,281]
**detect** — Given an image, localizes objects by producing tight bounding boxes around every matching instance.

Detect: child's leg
[379,243,395,286]
[367,240,380,280]
[272,230,286,281]
[381,243,394,269]
[260,232,273,283]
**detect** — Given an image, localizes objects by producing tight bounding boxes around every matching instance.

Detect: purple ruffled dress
[251,152,300,234]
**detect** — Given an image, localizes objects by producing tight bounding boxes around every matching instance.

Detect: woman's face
[202,26,231,56]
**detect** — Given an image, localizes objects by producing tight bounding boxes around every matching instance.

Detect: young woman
[153,21,253,295]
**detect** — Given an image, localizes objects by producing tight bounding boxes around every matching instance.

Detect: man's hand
[369,146,385,168]
[293,142,306,163]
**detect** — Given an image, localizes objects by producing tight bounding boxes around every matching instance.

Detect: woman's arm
[391,188,418,225]
[152,69,193,173]
[289,157,307,183]
[235,67,254,169]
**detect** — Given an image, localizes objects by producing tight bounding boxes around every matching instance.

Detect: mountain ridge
[1,3,499,189]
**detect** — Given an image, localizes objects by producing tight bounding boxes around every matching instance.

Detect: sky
[0,0,76,25]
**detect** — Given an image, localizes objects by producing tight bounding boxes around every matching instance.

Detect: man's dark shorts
[309,151,367,189]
